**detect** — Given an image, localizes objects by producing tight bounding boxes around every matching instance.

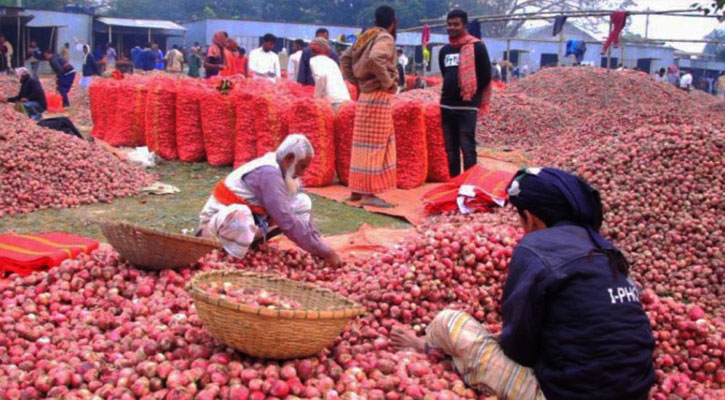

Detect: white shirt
[310,55,350,104]
[249,47,281,82]
[680,73,693,89]
[288,50,302,81]
[653,74,667,83]
[398,54,408,68]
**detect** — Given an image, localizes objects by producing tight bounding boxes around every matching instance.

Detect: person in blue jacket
[391,167,655,400]
[80,44,100,90]
[131,43,142,69]
[139,44,157,72]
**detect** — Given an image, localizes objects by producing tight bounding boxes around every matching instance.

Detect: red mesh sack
[145,81,178,160]
[288,98,335,187]
[405,75,416,91]
[334,101,356,186]
[425,76,443,87]
[199,88,236,166]
[253,94,285,158]
[175,84,206,162]
[88,79,107,140]
[231,90,258,167]
[104,80,146,147]
[393,99,428,189]
[423,103,450,182]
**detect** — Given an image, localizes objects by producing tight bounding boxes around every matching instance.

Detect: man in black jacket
[1,67,47,120]
[438,9,491,178]
[297,28,340,86]
[43,49,76,108]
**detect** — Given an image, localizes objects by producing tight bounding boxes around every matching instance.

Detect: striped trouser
[425,309,545,400]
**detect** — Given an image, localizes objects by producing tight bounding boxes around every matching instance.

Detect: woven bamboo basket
[98,220,221,270]
[187,270,366,359]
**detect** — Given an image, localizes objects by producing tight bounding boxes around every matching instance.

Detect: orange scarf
[450,34,492,113]
[213,181,268,217]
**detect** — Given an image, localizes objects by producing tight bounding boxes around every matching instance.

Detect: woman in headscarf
[391,167,655,400]
[204,31,228,79]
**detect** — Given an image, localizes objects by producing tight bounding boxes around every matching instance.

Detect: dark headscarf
[507,167,629,275]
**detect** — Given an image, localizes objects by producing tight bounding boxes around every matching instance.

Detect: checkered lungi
[348,91,396,194]
[426,310,546,400]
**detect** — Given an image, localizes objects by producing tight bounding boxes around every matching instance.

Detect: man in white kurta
[249,33,281,83]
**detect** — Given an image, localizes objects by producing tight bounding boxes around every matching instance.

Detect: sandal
[361,196,395,208]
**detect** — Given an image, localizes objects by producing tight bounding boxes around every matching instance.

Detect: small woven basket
[98,220,220,270]
[187,270,365,359]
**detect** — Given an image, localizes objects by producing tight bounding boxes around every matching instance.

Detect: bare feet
[360,195,395,208]
[390,327,426,353]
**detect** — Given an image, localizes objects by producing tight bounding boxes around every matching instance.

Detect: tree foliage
[704,28,725,61]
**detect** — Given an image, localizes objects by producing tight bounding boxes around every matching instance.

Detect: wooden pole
[108,25,112,45]
[148,28,151,44]
[558,29,564,66]
[645,7,650,39]
[505,38,510,82]
[606,20,612,73]
[620,42,625,69]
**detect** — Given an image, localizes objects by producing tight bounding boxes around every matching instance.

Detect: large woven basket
[98,220,221,270]
[188,270,365,359]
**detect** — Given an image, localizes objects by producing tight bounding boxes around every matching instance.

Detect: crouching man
[391,167,655,400]
[198,134,341,268]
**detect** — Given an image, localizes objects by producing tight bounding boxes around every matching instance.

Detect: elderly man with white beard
[197,134,341,268]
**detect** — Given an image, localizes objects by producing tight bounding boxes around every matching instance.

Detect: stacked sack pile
[89,74,452,189]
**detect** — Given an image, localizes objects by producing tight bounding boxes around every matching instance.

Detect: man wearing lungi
[197,134,341,268]
[391,168,655,400]
[341,5,399,208]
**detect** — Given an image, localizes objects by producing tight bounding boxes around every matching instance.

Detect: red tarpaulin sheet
[422,161,518,215]
[0,233,99,276]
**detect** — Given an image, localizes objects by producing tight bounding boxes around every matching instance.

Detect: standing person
[105,43,117,72]
[140,44,156,72]
[309,38,350,111]
[341,6,399,208]
[521,63,529,77]
[717,71,725,100]
[59,42,70,63]
[391,167,655,400]
[223,38,237,74]
[1,67,47,121]
[680,71,693,91]
[397,48,408,73]
[165,44,184,73]
[152,44,165,70]
[249,34,281,82]
[131,43,143,70]
[204,31,228,79]
[234,48,249,77]
[191,42,201,55]
[2,35,14,74]
[438,9,492,178]
[26,41,42,79]
[43,49,76,108]
[0,37,7,73]
[653,67,667,83]
[666,66,679,86]
[297,28,340,86]
[288,39,305,81]
[80,45,100,90]
[1,36,13,74]
[187,48,203,78]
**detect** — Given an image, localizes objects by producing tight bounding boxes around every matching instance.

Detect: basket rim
[187,270,366,319]
[97,219,221,248]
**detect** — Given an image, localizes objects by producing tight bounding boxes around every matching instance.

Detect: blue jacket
[139,49,156,71]
[499,222,655,400]
[131,47,142,68]
[82,53,100,77]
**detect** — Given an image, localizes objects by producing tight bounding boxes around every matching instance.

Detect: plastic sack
[127,146,157,169]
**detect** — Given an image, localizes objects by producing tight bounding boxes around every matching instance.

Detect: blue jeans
[23,101,43,121]
[57,72,76,107]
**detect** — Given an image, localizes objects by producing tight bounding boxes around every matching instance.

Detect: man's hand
[0,97,7,104]
[324,250,341,269]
